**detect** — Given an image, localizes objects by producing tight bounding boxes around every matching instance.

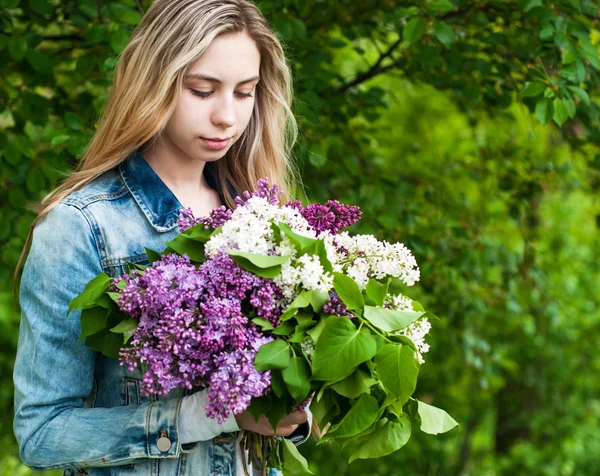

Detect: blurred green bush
[1,1,599,475]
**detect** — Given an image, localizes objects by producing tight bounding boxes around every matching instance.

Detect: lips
[200,137,231,150]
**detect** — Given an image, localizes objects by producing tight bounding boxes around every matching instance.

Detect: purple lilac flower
[235,177,283,207]
[284,200,303,212]
[205,340,272,423]
[115,248,284,420]
[322,290,354,318]
[178,205,233,232]
[300,200,362,236]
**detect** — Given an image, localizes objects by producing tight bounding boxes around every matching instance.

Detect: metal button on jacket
[156,430,172,452]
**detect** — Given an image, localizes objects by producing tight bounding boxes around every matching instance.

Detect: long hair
[13,0,305,304]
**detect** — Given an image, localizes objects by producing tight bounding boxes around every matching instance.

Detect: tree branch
[40,34,86,42]
[336,37,404,93]
[135,0,145,15]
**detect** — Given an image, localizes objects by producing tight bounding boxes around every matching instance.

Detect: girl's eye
[190,89,253,99]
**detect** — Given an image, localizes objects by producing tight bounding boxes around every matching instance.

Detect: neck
[141,139,213,194]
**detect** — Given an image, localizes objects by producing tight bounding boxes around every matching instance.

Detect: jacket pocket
[123,377,140,406]
[123,376,156,406]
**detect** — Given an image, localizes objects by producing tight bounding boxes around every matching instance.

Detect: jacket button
[157,430,172,452]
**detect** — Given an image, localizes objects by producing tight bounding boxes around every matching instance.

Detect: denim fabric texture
[13,148,311,476]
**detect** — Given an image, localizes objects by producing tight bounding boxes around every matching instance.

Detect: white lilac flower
[204,197,316,258]
[323,231,420,288]
[384,293,431,364]
[300,335,315,361]
[345,257,370,290]
[296,254,334,292]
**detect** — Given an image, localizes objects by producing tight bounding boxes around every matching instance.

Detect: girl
[12,1,311,475]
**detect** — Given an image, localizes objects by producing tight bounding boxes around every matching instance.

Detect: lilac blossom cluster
[113,251,279,422]
[322,290,354,318]
[178,205,232,232]
[286,199,362,236]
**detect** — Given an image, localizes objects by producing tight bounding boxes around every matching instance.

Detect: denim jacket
[13,148,311,476]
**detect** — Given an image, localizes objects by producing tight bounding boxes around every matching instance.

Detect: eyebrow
[184,73,260,85]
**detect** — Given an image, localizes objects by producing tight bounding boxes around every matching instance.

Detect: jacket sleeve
[178,389,240,444]
[13,202,190,470]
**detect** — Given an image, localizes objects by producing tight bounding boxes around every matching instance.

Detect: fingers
[279,409,308,426]
[275,424,298,437]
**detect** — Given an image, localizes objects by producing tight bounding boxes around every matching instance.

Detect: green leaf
[272,319,296,336]
[270,369,286,398]
[320,393,379,442]
[306,318,326,343]
[535,98,551,124]
[78,307,109,342]
[280,290,312,321]
[255,340,291,371]
[563,95,576,118]
[282,356,311,401]
[310,388,339,426]
[227,249,290,278]
[30,0,52,15]
[426,0,454,14]
[276,221,317,252]
[290,17,307,40]
[387,334,418,351]
[144,247,162,263]
[331,368,376,399]
[109,318,138,343]
[289,330,307,343]
[403,17,426,45]
[365,278,389,307]
[520,82,546,97]
[227,249,291,268]
[310,289,329,313]
[349,415,412,462]
[64,111,84,130]
[107,292,121,303]
[567,86,590,105]
[251,317,275,331]
[164,235,206,262]
[552,98,569,126]
[110,28,130,54]
[281,437,313,474]
[375,344,419,405]
[51,135,71,147]
[433,21,455,46]
[267,394,289,431]
[0,0,21,8]
[363,306,426,332]
[417,400,459,434]
[8,35,28,60]
[26,167,46,193]
[67,272,112,316]
[247,394,272,422]
[25,49,53,74]
[311,316,377,381]
[521,0,543,11]
[561,48,576,65]
[332,272,364,311]
[84,326,123,359]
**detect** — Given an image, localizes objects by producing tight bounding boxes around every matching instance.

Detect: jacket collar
[118,148,236,232]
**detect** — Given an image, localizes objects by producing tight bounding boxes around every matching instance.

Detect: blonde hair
[13,0,305,305]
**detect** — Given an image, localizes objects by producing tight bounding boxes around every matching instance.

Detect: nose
[211,93,236,129]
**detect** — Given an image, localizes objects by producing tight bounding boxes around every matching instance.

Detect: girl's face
[164,31,261,162]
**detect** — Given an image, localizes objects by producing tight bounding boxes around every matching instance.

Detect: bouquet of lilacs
[68,178,458,475]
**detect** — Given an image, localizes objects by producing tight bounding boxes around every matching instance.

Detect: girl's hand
[235,408,308,437]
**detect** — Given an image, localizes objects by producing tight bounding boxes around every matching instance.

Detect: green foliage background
[1,0,599,474]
